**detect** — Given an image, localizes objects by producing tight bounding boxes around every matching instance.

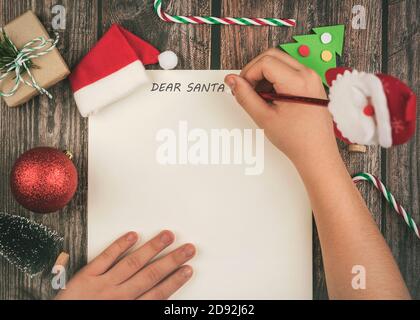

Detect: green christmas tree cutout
[280,25,345,85]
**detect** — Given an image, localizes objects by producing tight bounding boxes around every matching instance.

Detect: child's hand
[225,48,338,167]
[55,231,195,300]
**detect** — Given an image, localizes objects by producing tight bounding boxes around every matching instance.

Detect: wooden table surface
[0,0,419,300]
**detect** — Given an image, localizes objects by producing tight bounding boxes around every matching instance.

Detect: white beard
[328,70,392,148]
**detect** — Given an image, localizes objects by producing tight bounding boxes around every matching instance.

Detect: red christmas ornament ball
[10,147,78,214]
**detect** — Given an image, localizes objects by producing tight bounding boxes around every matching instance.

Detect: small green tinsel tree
[0,212,63,276]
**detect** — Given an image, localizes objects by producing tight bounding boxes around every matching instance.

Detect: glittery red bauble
[10,147,78,214]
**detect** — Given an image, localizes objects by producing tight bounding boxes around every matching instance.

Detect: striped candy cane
[153,0,296,27]
[353,172,419,239]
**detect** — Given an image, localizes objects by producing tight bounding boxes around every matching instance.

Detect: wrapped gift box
[0,10,70,107]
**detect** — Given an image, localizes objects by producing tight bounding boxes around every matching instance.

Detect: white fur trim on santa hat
[73,60,149,117]
[328,70,392,148]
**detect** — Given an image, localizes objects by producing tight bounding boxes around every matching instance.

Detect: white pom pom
[158,51,178,70]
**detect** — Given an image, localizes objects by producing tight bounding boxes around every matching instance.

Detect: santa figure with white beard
[326,67,417,148]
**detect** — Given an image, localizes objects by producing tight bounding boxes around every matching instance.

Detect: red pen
[258,92,329,107]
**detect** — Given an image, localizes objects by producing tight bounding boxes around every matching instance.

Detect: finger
[107,230,174,284]
[240,48,305,78]
[138,266,193,300]
[241,56,303,94]
[85,232,138,276]
[271,48,307,70]
[120,243,196,298]
[225,74,276,127]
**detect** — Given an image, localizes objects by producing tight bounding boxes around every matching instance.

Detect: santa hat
[326,67,416,148]
[69,24,178,117]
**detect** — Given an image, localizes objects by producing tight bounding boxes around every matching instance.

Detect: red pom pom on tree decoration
[10,147,78,214]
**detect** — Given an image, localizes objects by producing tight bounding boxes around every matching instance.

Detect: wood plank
[220,0,383,300]
[0,0,97,299]
[385,0,420,299]
[220,0,296,69]
[100,0,212,70]
[1,0,417,300]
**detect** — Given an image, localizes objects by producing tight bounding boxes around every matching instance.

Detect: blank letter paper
[88,70,312,299]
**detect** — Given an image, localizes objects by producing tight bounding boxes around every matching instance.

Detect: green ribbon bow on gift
[0,28,59,99]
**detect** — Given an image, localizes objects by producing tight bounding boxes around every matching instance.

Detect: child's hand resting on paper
[55,231,195,300]
[225,48,410,300]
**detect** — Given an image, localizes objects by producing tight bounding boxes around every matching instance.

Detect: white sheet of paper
[88,70,312,299]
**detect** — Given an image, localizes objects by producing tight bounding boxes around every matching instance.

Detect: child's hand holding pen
[224,48,337,168]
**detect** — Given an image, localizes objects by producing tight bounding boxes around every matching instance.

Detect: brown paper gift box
[0,11,70,107]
